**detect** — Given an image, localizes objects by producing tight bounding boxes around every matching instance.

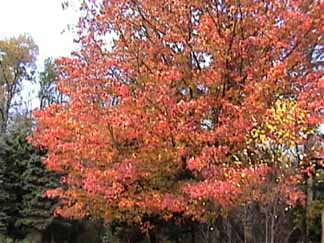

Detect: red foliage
[31,0,323,223]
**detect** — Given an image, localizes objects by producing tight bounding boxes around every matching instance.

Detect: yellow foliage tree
[0,34,38,133]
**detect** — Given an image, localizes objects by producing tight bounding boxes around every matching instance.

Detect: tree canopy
[31,0,323,235]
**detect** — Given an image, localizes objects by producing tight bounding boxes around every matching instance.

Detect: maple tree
[31,0,323,232]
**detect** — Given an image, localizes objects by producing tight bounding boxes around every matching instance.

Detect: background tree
[38,58,64,109]
[0,34,38,133]
[304,131,324,242]
[0,122,60,242]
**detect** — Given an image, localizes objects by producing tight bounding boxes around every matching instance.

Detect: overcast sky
[0,0,80,109]
[0,0,79,62]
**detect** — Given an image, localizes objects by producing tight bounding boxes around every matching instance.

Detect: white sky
[0,0,80,110]
[0,0,79,62]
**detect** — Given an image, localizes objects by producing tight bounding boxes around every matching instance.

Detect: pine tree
[0,124,60,239]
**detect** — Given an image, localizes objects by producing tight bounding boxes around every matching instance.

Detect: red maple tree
[31,0,323,226]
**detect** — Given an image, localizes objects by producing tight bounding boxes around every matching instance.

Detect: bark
[321,207,324,243]
[0,107,7,134]
[244,205,253,243]
[191,225,196,243]
[147,230,156,243]
[306,175,313,242]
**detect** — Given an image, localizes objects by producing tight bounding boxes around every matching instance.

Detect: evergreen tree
[0,123,60,240]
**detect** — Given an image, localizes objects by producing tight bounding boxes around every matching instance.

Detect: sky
[0,0,79,62]
[0,0,80,109]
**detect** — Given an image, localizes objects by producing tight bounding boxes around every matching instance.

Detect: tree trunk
[147,230,156,243]
[225,218,232,243]
[207,224,212,243]
[306,175,313,242]
[265,211,269,243]
[244,205,253,243]
[0,110,7,134]
[321,207,324,243]
[191,224,196,243]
